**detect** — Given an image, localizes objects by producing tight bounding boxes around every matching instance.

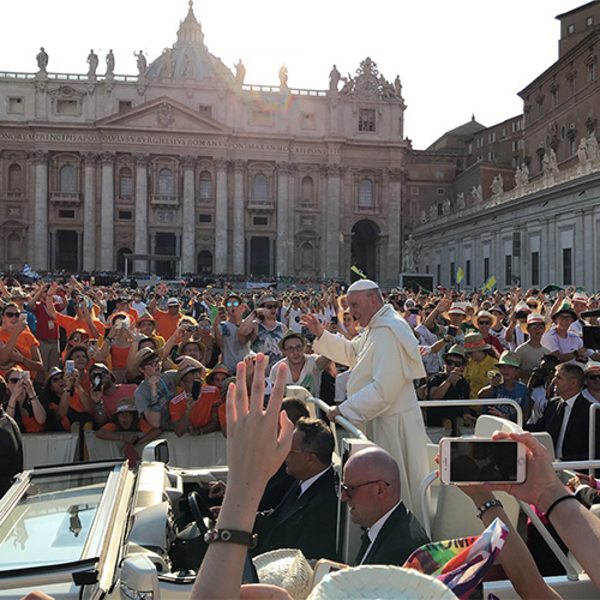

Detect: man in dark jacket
[252,417,338,560]
[341,447,429,566]
[0,376,23,497]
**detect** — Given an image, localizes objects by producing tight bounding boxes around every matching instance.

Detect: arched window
[158,167,175,195]
[358,179,373,206]
[197,250,213,274]
[8,164,23,192]
[119,167,133,196]
[301,176,314,204]
[116,247,132,273]
[252,173,268,202]
[199,171,212,200]
[60,165,77,194]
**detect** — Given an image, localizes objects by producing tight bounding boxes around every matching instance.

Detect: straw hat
[307,565,455,600]
[495,350,520,368]
[253,549,314,600]
[442,344,468,363]
[553,302,578,321]
[463,332,491,353]
[442,303,466,321]
[473,310,498,329]
[133,347,159,371]
[526,313,550,332]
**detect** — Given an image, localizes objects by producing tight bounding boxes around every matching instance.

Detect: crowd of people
[4,273,600,598]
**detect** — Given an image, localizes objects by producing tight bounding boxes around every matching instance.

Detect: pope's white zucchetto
[347,279,380,293]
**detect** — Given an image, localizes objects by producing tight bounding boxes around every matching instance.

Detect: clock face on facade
[357,75,378,95]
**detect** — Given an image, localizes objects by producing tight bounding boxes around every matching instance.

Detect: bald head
[342,447,401,527]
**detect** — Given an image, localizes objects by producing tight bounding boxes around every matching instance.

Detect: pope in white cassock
[300,280,429,513]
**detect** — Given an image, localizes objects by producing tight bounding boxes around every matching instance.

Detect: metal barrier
[22,432,79,469]
[589,403,600,474]
[419,398,524,428]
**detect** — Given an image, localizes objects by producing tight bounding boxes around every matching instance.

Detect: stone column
[100,152,115,270]
[181,156,196,274]
[82,152,97,271]
[149,233,156,274]
[77,231,83,271]
[387,168,402,284]
[276,162,289,276]
[325,164,342,278]
[134,154,149,273]
[232,160,245,274]
[31,150,49,270]
[214,158,228,273]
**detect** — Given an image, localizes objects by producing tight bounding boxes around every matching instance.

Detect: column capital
[277,162,291,175]
[28,149,49,165]
[214,157,229,171]
[388,167,403,181]
[180,155,197,170]
[134,153,150,167]
[83,152,98,167]
[325,163,343,177]
[233,159,246,173]
[100,151,116,165]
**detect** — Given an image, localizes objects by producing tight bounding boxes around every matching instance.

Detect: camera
[92,373,104,392]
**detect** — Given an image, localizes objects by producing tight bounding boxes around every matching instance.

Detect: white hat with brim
[347,279,380,293]
[307,565,455,600]
[253,549,313,600]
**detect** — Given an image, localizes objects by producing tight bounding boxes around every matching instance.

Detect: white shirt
[360,501,402,564]
[556,393,580,459]
[299,466,330,497]
[583,388,600,405]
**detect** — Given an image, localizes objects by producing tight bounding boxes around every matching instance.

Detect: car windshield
[0,467,113,571]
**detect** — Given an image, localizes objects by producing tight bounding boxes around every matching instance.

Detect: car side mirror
[119,554,160,600]
[141,439,169,464]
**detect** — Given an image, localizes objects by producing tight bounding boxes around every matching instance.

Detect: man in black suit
[529,362,598,461]
[252,417,338,560]
[341,447,429,566]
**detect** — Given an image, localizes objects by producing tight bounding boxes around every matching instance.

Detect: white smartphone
[65,360,75,374]
[439,437,526,485]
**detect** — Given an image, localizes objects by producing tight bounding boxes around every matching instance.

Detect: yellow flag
[351,265,367,279]
[456,267,465,284]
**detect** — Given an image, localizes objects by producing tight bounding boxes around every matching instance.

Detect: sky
[2,0,581,148]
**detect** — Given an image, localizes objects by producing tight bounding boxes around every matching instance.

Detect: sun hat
[443,303,467,321]
[176,365,203,385]
[253,549,314,600]
[442,344,468,363]
[166,297,180,307]
[553,302,578,321]
[133,347,160,371]
[115,398,137,414]
[585,361,600,374]
[206,364,230,385]
[279,329,307,350]
[474,310,498,329]
[307,565,455,600]
[526,313,549,332]
[495,350,520,368]
[463,332,491,353]
[137,311,157,325]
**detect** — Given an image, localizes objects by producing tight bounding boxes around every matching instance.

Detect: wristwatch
[204,528,258,548]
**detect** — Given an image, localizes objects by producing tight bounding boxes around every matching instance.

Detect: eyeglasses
[284,345,304,353]
[338,480,390,498]
[198,324,211,330]
[4,311,20,318]
[226,300,241,307]
[263,304,278,310]
[50,375,64,383]
[588,374,600,381]
[144,358,161,368]
[8,377,20,384]
[478,320,492,325]
[445,359,464,368]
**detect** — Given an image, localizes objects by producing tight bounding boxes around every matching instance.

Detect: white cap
[347,279,380,293]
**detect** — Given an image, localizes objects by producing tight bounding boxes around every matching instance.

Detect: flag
[23,264,40,279]
[481,275,497,293]
[350,265,367,279]
[456,267,464,284]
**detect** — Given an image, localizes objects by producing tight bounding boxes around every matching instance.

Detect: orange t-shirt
[0,329,40,377]
[55,313,106,339]
[110,343,131,370]
[101,417,153,435]
[153,309,182,340]
[169,385,220,428]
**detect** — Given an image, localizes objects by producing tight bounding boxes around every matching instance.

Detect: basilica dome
[146,1,234,85]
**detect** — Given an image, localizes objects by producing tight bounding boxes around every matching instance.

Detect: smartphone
[21,371,30,381]
[331,315,338,325]
[438,437,526,485]
[192,380,202,401]
[447,325,458,337]
[88,339,98,352]
[583,326,600,350]
[65,360,75,374]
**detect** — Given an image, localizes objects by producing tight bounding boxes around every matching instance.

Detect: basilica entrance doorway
[56,230,78,272]
[351,220,380,281]
[249,236,270,277]
[155,232,177,278]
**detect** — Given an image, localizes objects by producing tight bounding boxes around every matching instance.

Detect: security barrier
[22,432,79,469]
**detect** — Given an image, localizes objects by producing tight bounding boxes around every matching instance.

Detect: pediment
[96,96,231,134]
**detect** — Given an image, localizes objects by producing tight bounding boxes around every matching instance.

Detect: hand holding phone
[439,437,526,485]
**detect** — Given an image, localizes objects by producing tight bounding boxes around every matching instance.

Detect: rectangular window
[358,109,376,132]
[466,259,471,286]
[531,251,540,286]
[563,248,572,285]
[505,255,512,286]
[58,209,75,219]
[450,262,455,287]
[436,188,444,195]
[56,99,78,115]
[199,214,212,223]
[484,257,490,281]
[436,264,441,286]
[198,105,212,118]
[568,23,575,35]
[253,216,268,226]
[118,100,132,113]
[118,210,132,220]
[587,16,594,27]
[7,97,24,114]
